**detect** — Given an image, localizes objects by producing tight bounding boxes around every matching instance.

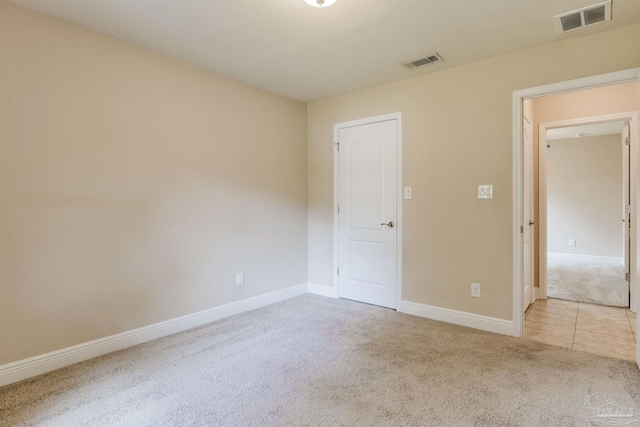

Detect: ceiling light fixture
[304,0,337,7]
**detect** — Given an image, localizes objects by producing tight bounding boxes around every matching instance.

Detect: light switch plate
[478,185,493,199]
[404,187,412,199]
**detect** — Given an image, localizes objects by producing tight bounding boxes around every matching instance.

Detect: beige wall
[533,82,637,124]
[0,3,307,365]
[547,134,623,257]
[308,22,640,321]
[531,82,637,286]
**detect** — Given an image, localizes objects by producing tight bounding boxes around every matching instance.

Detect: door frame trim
[333,112,403,311]
[512,68,640,338]
[537,112,638,301]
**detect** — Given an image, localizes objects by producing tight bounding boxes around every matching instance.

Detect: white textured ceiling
[9,0,640,102]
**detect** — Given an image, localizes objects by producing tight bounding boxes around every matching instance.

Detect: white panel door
[523,114,534,310]
[623,121,631,307]
[338,120,397,309]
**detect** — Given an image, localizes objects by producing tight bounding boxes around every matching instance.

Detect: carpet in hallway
[547,257,628,307]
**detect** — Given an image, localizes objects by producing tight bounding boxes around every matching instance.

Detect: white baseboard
[401,300,514,336]
[547,252,623,265]
[0,283,308,388]
[307,283,339,298]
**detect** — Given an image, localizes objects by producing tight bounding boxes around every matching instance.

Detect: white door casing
[523,114,535,311]
[334,114,401,309]
[636,72,639,366]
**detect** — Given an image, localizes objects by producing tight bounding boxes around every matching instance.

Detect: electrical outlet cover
[471,282,481,298]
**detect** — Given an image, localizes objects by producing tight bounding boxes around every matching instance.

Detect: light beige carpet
[547,258,628,307]
[1,295,639,426]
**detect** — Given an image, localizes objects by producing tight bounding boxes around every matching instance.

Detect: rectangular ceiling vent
[554,1,611,33]
[401,53,444,69]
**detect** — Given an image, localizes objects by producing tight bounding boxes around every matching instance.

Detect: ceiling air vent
[554,1,611,33]
[401,53,444,69]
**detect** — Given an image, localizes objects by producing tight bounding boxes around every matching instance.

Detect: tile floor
[524,298,637,362]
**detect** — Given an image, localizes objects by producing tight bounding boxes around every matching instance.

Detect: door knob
[381,221,395,228]
[529,221,535,226]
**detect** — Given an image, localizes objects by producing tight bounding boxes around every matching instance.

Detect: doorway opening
[526,113,637,362]
[512,68,640,365]
[540,117,632,308]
